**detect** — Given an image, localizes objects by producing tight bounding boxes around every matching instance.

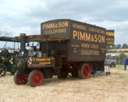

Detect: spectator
[104,58,111,75]
[124,58,128,70]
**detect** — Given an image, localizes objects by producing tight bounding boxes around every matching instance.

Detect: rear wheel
[78,64,92,79]
[14,70,28,85]
[28,70,44,87]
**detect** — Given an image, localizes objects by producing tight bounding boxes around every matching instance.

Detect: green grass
[116,64,124,70]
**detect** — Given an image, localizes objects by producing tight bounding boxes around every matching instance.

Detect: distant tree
[115,44,121,49]
[122,43,128,48]
[116,53,127,64]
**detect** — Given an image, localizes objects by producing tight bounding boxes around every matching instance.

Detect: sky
[0,0,128,44]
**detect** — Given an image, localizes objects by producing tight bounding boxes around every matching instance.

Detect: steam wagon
[14,19,107,87]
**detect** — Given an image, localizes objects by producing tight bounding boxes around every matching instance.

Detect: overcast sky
[0,0,128,44]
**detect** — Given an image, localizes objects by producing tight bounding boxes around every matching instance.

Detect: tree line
[114,44,128,49]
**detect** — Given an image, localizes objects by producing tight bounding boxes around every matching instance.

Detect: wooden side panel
[41,19,71,39]
[67,20,106,62]
[41,19,107,62]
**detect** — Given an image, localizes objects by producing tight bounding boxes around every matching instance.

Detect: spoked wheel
[14,70,28,85]
[78,64,92,79]
[0,66,6,77]
[28,70,44,87]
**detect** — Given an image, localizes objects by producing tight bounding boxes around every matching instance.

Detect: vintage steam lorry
[14,19,108,87]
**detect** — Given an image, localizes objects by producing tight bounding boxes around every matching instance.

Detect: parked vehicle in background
[0,37,21,77]
[0,49,18,76]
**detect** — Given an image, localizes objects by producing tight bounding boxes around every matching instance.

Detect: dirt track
[0,67,128,102]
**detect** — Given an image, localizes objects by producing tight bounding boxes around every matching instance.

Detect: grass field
[0,65,128,102]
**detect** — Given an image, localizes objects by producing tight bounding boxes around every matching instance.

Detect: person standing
[104,58,111,75]
[124,58,128,70]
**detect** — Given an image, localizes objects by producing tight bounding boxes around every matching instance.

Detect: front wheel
[28,70,44,87]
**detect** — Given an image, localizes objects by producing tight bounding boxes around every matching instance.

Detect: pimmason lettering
[43,21,69,29]
[72,30,105,43]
